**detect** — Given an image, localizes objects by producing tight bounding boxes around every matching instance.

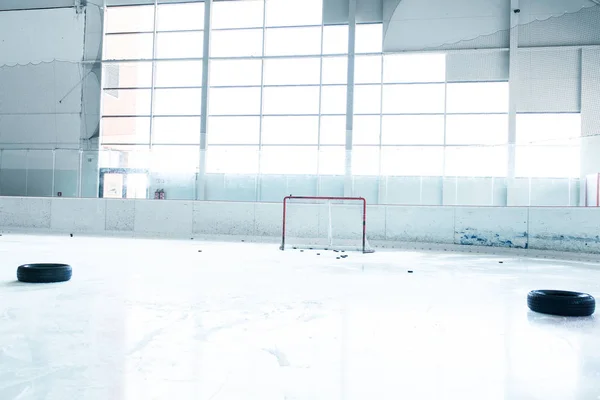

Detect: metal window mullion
[148,0,158,149]
[256,0,267,202]
[316,17,324,188]
[25,150,29,196]
[378,54,385,204]
[442,55,448,179]
[77,150,83,198]
[98,6,109,152]
[102,49,520,64]
[51,150,56,197]
[104,54,332,63]
[157,28,203,34]
[105,30,155,35]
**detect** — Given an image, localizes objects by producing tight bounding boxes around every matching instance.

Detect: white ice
[0,234,599,400]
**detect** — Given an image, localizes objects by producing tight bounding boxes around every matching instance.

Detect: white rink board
[0,197,600,253]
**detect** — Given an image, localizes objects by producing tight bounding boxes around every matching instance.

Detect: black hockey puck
[17,263,72,283]
[198,250,202,252]
[499,261,504,264]
[300,250,304,252]
[408,270,414,273]
[317,253,320,256]
[336,257,340,260]
[528,290,595,317]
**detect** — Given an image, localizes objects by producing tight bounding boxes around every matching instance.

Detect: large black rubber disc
[527,290,595,317]
[17,264,72,283]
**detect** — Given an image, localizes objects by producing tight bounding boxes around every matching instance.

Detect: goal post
[279,196,374,253]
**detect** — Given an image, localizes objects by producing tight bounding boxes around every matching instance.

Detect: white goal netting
[280,196,374,253]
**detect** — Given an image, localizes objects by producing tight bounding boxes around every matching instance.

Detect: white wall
[383,0,597,51]
[384,0,508,51]
[581,49,600,185]
[323,0,383,24]
[384,0,599,208]
[0,0,74,11]
[0,7,88,197]
[2,196,600,254]
[0,8,83,64]
[0,61,83,149]
[515,48,581,113]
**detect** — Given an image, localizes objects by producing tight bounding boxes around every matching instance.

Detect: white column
[344,0,357,197]
[197,0,212,200]
[507,0,519,182]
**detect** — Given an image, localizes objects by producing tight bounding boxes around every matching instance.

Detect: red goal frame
[279,196,370,253]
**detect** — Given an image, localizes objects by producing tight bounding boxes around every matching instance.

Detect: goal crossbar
[279,196,372,253]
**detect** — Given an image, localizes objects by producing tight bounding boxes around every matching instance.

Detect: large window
[264,0,322,27]
[354,47,447,177]
[156,3,204,31]
[323,25,348,55]
[102,3,204,154]
[101,1,580,194]
[211,30,263,57]
[382,115,444,145]
[209,60,262,87]
[446,82,508,114]
[212,0,264,29]
[206,1,338,176]
[105,5,154,33]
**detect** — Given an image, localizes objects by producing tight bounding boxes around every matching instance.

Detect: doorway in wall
[99,168,149,199]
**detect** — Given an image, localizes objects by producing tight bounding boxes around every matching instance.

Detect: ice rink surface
[0,234,599,400]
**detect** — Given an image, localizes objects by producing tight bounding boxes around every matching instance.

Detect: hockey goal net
[279,196,374,253]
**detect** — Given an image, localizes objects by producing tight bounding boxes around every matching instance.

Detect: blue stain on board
[527,234,600,253]
[458,229,600,252]
[534,234,600,244]
[458,228,525,249]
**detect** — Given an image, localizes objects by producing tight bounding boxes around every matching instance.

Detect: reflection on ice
[0,234,598,399]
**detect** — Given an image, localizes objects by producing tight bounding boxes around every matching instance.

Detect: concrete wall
[1,196,599,254]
